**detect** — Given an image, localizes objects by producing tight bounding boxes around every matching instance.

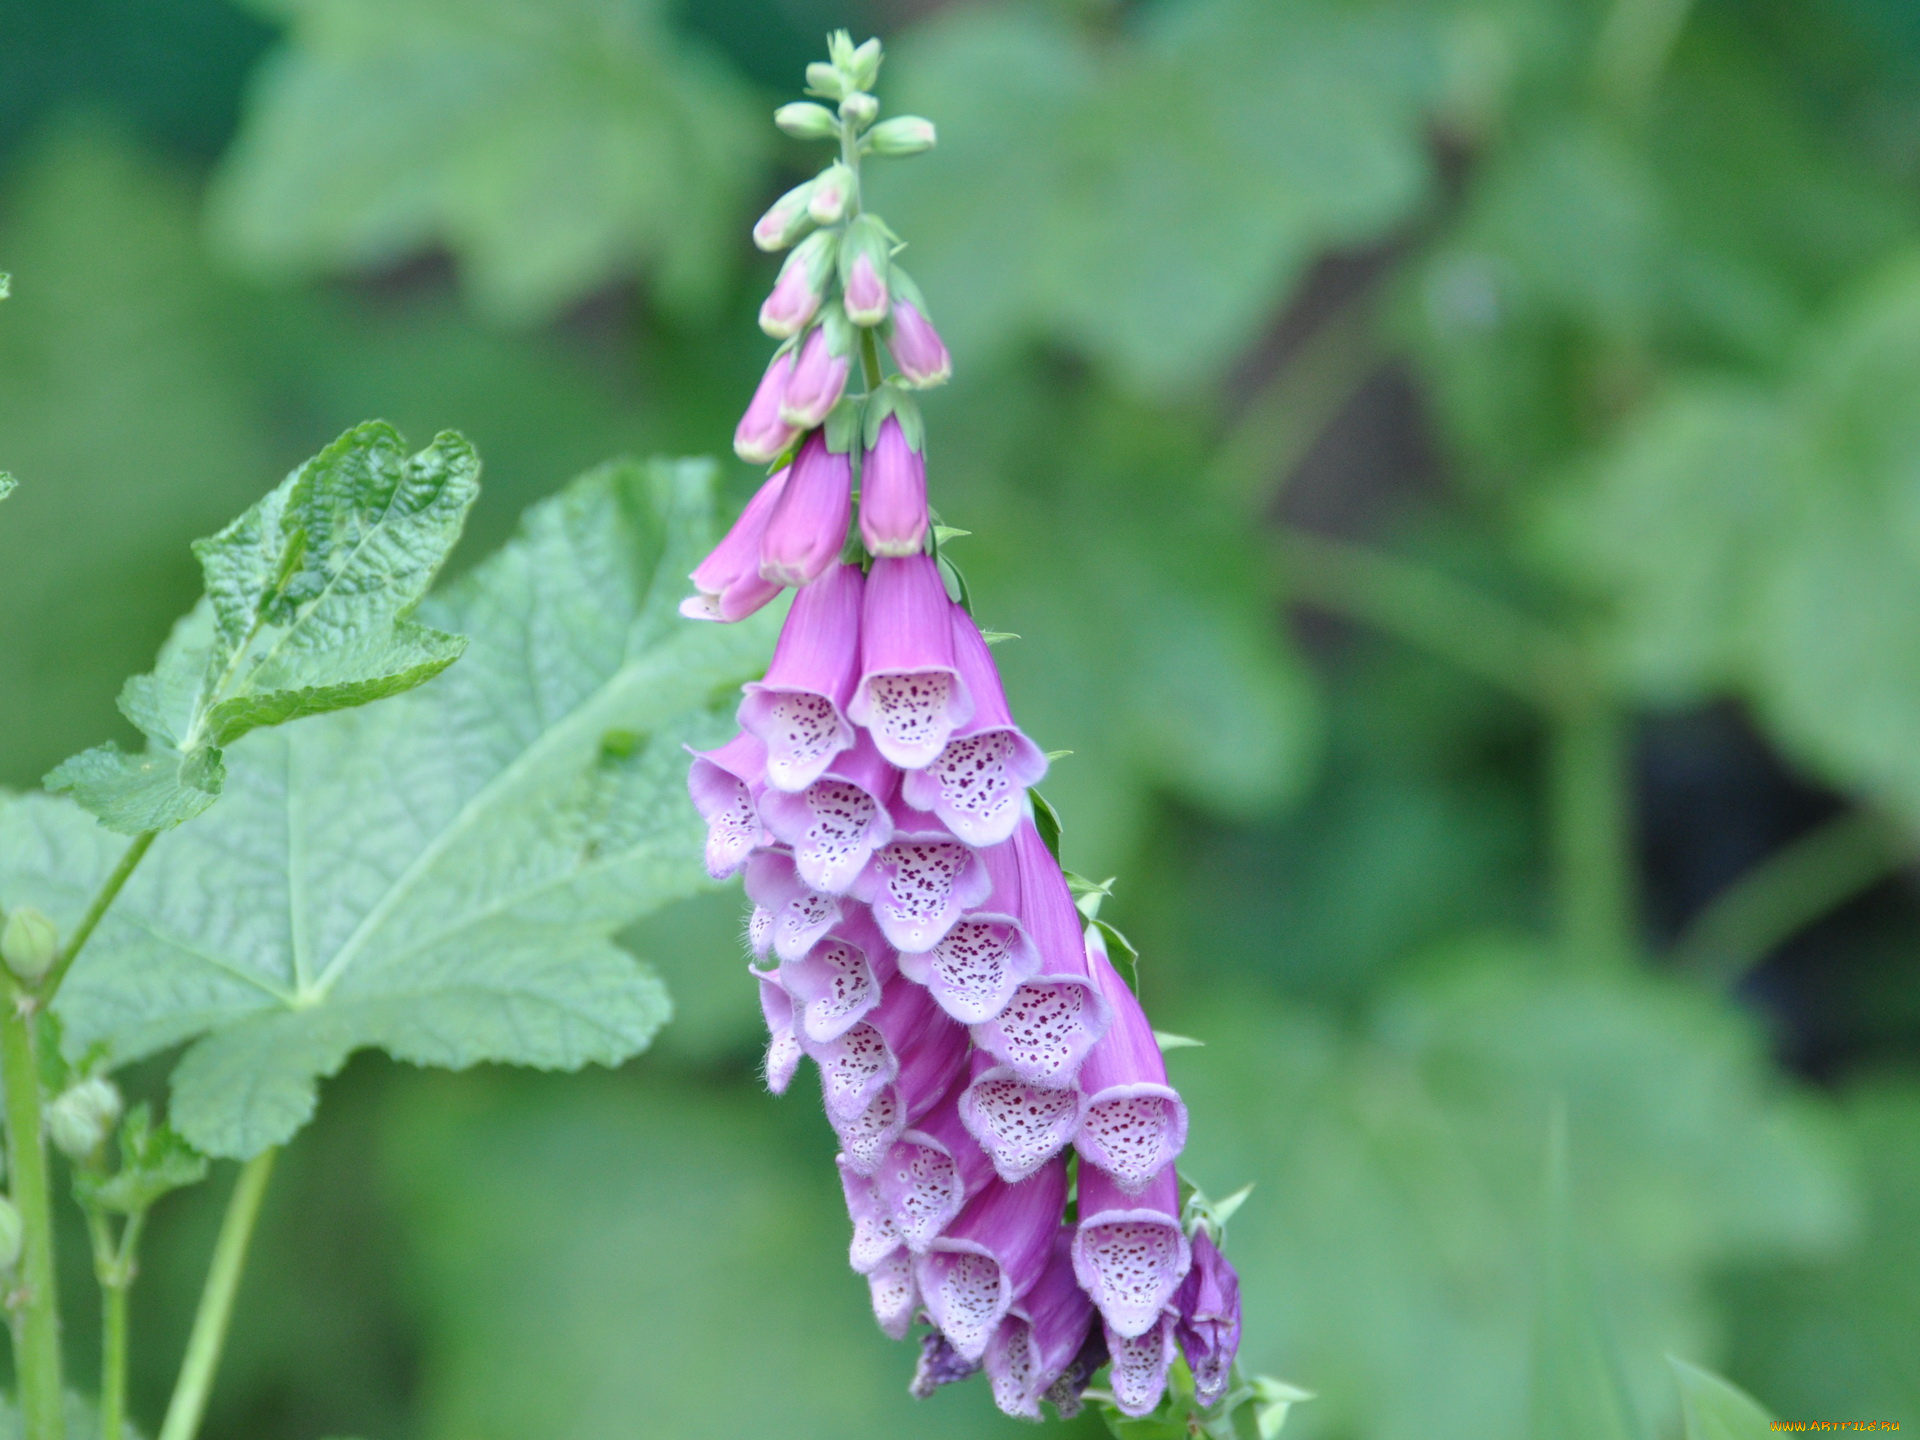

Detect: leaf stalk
[158,1148,278,1440]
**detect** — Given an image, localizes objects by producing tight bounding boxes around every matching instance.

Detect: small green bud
[839,91,878,129]
[807,163,855,225]
[1,907,59,983]
[866,116,937,157]
[0,1196,20,1271]
[46,1076,122,1162]
[847,37,883,91]
[774,102,839,140]
[805,62,846,101]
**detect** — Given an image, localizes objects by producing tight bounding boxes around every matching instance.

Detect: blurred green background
[2,0,1918,1435]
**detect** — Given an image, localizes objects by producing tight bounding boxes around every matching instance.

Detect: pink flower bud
[843,251,890,326]
[681,467,788,623]
[858,416,928,558]
[1073,927,1188,1193]
[808,163,854,224]
[758,432,852,588]
[759,231,835,338]
[753,177,817,252]
[779,328,852,429]
[734,353,800,464]
[888,300,951,388]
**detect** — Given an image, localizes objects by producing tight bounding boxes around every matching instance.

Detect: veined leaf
[2,457,780,1158]
[45,422,479,833]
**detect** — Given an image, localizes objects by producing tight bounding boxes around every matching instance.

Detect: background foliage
[1,0,1917,1436]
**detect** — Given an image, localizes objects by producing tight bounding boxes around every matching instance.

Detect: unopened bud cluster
[679,37,1244,1421]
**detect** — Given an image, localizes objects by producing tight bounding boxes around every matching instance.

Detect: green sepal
[1067,872,1115,918]
[1029,789,1064,861]
[823,396,864,456]
[73,1102,209,1216]
[818,299,856,359]
[887,265,933,319]
[1091,917,1140,991]
[1155,1031,1206,1052]
[0,473,14,502]
[862,383,925,452]
[983,630,1020,645]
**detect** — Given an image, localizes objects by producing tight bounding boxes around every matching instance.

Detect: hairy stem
[1,996,64,1440]
[41,829,156,1001]
[1673,809,1908,987]
[159,1149,277,1440]
[1548,690,1637,970]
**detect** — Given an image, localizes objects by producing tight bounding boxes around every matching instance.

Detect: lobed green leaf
[46,422,479,834]
[3,457,779,1157]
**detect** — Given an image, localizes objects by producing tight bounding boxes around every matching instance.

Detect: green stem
[1547,689,1637,970]
[41,830,156,1001]
[158,1149,277,1440]
[1,996,65,1440]
[1274,527,1576,707]
[1672,809,1906,987]
[92,1208,145,1440]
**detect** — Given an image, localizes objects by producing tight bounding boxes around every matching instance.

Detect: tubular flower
[888,299,951,387]
[984,1230,1097,1418]
[1073,927,1188,1192]
[682,468,788,622]
[857,415,929,558]
[779,325,852,429]
[758,434,853,589]
[849,553,975,768]
[901,608,1049,846]
[689,34,1253,1427]
[734,352,800,464]
[737,559,861,791]
[916,1156,1068,1362]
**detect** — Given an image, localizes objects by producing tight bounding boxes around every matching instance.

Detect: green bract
[46,423,477,834]
[3,457,778,1158]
